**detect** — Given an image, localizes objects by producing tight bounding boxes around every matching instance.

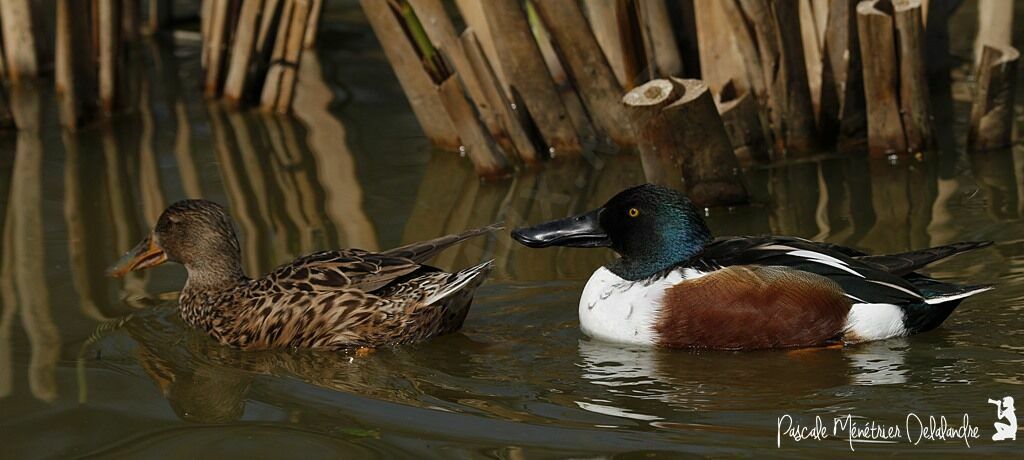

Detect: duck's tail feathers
[901,277,993,333]
[383,223,504,264]
[424,259,494,305]
[856,241,993,276]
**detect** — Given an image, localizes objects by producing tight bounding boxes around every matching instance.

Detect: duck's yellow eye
[628,207,640,218]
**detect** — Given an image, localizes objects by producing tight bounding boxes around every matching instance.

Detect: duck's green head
[512,184,713,280]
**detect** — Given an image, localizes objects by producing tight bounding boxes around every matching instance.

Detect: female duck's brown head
[109,199,246,286]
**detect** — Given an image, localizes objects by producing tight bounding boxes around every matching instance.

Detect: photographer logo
[989,396,1017,442]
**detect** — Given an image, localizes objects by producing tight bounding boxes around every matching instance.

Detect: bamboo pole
[623,78,748,206]
[636,0,683,78]
[533,0,635,146]
[737,0,818,153]
[204,0,231,97]
[461,29,541,164]
[454,0,507,91]
[147,0,173,33]
[480,0,580,154]
[270,0,310,113]
[98,0,119,113]
[223,0,263,105]
[438,75,512,178]
[407,0,502,141]
[360,0,458,150]
[303,0,322,48]
[857,0,907,154]
[0,0,37,81]
[974,0,1013,66]
[55,0,98,129]
[968,45,1019,152]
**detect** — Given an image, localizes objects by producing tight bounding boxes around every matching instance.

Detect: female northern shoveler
[512,184,993,350]
[109,199,497,350]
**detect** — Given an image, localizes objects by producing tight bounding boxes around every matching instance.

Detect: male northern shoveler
[109,199,498,350]
[512,184,993,350]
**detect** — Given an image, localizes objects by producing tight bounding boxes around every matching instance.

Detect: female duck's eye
[628,208,640,218]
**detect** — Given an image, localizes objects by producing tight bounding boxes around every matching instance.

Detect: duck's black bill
[511,209,611,248]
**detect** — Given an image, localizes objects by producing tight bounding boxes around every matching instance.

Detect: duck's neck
[606,222,712,281]
[182,257,248,293]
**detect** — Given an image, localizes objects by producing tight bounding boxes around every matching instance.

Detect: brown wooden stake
[0,0,38,81]
[856,0,907,155]
[98,0,120,113]
[272,0,310,113]
[737,0,818,154]
[585,0,628,87]
[359,0,458,150]
[407,0,503,141]
[636,0,683,78]
[438,75,512,179]
[821,0,865,148]
[303,0,322,48]
[454,0,508,91]
[799,0,825,116]
[894,0,931,152]
[461,29,540,164]
[974,0,1013,66]
[261,0,294,110]
[717,81,770,166]
[200,0,212,68]
[694,0,761,100]
[223,0,262,105]
[480,0,580,154]
[533,0,635,146]
[623,78,748,206]
[968,45,1019,152]
[204,0,230,97]
[55,0,98,129]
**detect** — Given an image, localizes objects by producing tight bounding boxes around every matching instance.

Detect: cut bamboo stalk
[532,0,635,146]
[258,0,282,49]
[480,0,580,154]
[894,0,931,152]
[821,0,865,147]
[585,0,629,87]
[717,81,770,165]
[856,0,906,154]
[204,0,231,97]
[55,0,98,129]
[98,0,119,113]
[454,0,508,91]
[737,0,818,153]
[147,0,173,33]
[438,75,512,178]
[360,0,458,150]
[974,0,1013,66]
[304,0,322,48]
[461,29,541,164]
[223,0,263,105]
[407,0,502,141]
[0,0,38,81]
[636,0,683,78]
[968,45,1019,152]
[272,0,310,113]
[623,78,748,206]
[200,0,212,68]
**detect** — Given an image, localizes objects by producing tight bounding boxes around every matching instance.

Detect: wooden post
[623,78,748,206]
[532,0,635,146]
[98,0,120,113]
[271,0,310,113]
[123,0,140,42]
[799,0,826,116]
[407,0,503,141]
[204,0,230,97]
[717,81,770,166]
[968,45,1019,152]
[454,0,507,91]
[694,0,763,100]
[55,0,98,129]
[438,75,512,178]
[359,0,458,150]
[147,0,173,33]
[223,1,262,105]
[0,0,39,81]
[480,0,580,154]
[736,0,818,154]
[856,0,932,155]
[585,0,630,87]
[636,0,683,78]
[461,29,541,164]
[821,0,865,148]
[304,0,323,49]
[974,0,1013,66]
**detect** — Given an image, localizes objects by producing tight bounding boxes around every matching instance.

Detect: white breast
[578,267,705,346]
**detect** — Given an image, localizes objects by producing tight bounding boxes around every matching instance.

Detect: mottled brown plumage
[110,199,498,350]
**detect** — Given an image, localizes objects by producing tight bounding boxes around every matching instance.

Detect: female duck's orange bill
[107,234,168,278]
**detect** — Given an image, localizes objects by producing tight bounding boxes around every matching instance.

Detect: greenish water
[1,3,1023,458]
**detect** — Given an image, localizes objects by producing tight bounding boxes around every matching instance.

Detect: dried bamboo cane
[147,0,173,33]
[223,0,263,105]
[98,0,120,113]
[968,45,1019,152]
[272,0,310,113]
[438,75,511,178]
[55,0,98,129]
[0,0,38,81]
[204,0,231,97]
[304,0,322,49]
[454,0,507,91]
